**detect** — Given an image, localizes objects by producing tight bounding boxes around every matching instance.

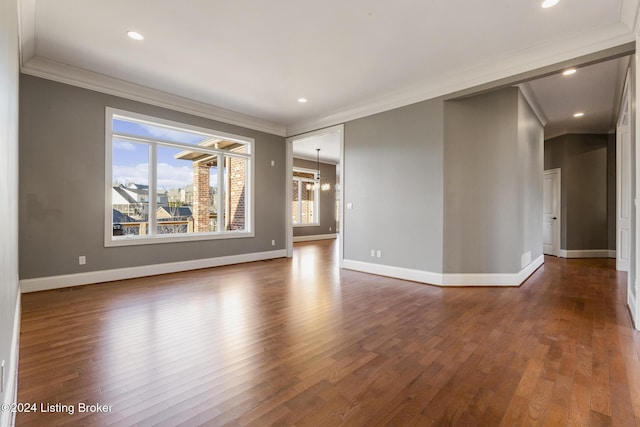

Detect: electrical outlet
[370,249,375,257]
[79,256,86,265]
[271,160,275,166]
[376,250,382,258]
[329,227,332,231]
[271,240,275,246]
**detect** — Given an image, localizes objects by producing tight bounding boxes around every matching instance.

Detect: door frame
[285,124,345,268]
[617,68,631,272]
[543,168,562,257]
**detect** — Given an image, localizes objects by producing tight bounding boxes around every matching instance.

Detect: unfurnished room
[2,0,640,426]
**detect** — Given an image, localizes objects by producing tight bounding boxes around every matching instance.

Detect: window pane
[157,146,219,234]
[292,179,299,224]
[107,109,254,245]
[224,156,248,231]
[113,117,209,145]
[300,183,316,224]
[112,140,149,236]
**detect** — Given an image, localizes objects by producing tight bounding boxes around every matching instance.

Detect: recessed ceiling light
[298,98,308,103]
[573,112,584,118]
[127,31,144,41]
[562,68,577,76]
[541,0,560,8]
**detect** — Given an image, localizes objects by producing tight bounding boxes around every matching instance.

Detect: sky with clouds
[112,119,218,191]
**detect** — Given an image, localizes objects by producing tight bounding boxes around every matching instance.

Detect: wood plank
[14,242,640,426]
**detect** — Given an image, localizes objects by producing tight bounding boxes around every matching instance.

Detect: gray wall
[19,75,287,279]
[518,92,545,265]
[343,100,444,273]
[292,158,336,237]
[444,87,543,274]
[0,0,19,409]
[544,133,612,251]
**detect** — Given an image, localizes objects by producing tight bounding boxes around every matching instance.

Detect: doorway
[286,125,344,267]
[543,168,561,257]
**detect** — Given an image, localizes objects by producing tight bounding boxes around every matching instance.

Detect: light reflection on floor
[99,240,342,402]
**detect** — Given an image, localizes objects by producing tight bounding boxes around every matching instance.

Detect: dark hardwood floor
[15,240,640,426]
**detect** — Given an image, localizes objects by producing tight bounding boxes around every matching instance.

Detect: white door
[543,169,560,256]
[617,125,631,271]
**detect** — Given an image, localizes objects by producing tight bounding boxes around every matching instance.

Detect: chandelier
[306,148,331,191]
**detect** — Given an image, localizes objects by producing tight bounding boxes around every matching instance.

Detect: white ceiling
[521,56,630,139]
[292,132,341,165]
[18,0,639,138]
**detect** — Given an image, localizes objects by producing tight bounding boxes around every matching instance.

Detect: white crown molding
[517,83,549,126]
[21,56,287,137]
[20,249,286,293]
[17,2,637,138]
[287,25,635,135]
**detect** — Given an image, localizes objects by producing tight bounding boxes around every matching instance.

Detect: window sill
[105,230,254,247]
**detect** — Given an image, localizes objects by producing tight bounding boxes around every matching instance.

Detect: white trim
[293,234,337,243]
[105,107,256,247]
[286,125,344,263]
[1,292,21,427]
[629,288,639,330]
[609,250,617,258]
[517,83,548,126]
[20,250,286,293]
[558,249,614,258]
[286,139,293,258]
[286,26,634,135]
[342,259,444,285]
[543,168,562,257]
[21,57,286,136]
[342,255,544,287]
[442,255,544,286]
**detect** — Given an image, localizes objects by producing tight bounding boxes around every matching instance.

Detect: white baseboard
[559,249,615,259]
[342,259,443,285]
[342,255,544,287]
[1,291,21,427]
[20,249,287,293]
[293,234,337,243]
[443,255,544,286]
[629,290,639,331]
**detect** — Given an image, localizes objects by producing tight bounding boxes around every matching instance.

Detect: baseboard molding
[293,234,337,243]
[629,291,639,331]
[20,249,287,293]
[342,255,544,287]
[342,259,443,285]
[442,255,544,286]
[559,249,615,259]
[1,291,21,427]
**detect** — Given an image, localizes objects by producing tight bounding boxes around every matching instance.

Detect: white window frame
[105,107,254,247]
[292,167,320,227]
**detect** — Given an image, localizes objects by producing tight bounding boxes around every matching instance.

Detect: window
[292,168,319,226]
[106,108,253,246]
